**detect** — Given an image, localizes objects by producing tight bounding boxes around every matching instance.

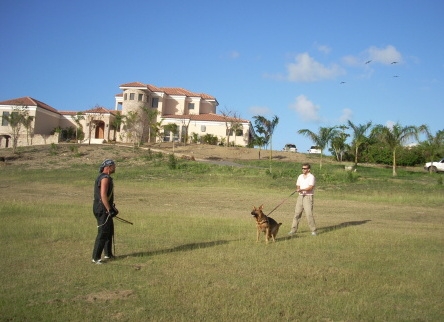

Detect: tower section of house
[115,82,223,145]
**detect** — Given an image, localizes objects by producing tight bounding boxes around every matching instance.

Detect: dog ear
[252,205,257,210]
[259,204,264,210]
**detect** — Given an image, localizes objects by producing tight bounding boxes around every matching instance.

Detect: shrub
[168,153,177,169]
[202,134,218,145]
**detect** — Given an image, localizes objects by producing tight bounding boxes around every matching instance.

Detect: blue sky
[1,0,443,152]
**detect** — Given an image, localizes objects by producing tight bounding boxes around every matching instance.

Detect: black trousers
[92,212,114,261]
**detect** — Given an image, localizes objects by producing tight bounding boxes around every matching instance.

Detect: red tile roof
[162,113,250,123]
[119,82,216,100]
[0,96,60,114]
[83,106,112,114]
[60,111,78,116]
[120,82,147,88]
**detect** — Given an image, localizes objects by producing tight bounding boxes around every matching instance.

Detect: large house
[115,82,254,146]
[0,82,254,149]
[0,97,119,148]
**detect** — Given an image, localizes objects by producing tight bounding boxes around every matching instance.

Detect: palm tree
[22,114,34,145]
[163,123,179,153]
[140,106,160,144]
[110,111,124,141]
[371,123,419,176]
[252,135,267,159]
[3,110,25,153]
[298,126,337,169]
[71,112,85,142]
[252,115,279,164]
[347,120,372,167]
[330,125,349,162]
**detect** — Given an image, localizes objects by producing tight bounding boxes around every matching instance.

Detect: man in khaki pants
[288,163,317,236]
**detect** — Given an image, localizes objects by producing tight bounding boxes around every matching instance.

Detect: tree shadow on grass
[122,240,230,259]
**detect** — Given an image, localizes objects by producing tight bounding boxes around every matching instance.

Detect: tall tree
[253,115,279,164]
[371,123,419,176]
[3,106,27,153]
[22,113,34,146]
[110,111,124,141]
[140,106,160,144]
[163,123,179,153]
[251,135,266,159]
[221,108,242,147]
[123,110,143,147]
[230,115,243,147]
[330,125,349,162]
[298,126,337,169]
[347,120,373,167]
[71,112,85,142]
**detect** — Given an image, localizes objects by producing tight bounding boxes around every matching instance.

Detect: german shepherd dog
[251,205,282,243]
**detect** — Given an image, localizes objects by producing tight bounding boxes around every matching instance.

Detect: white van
[308,146,321,154]
[283,144,297,152]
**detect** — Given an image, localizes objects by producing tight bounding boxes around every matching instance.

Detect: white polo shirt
[296,173,315,195]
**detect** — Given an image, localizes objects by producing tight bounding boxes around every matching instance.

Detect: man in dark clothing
[92,159,117,264]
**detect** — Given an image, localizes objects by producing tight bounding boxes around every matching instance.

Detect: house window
[152,97,159,108]
[201,125,206,132]
[163,129,179,142]
[2,112,9,126]
[236,129,243,136]
[124,93,127,100]
[138,94,143,101]
[129,93,135,100]
[188,103,194,110]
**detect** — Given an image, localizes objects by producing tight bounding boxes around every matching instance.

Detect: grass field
[0,144,443,321]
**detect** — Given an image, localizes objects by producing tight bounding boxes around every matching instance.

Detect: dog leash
[266,190,297,216]
[114,216,134,225]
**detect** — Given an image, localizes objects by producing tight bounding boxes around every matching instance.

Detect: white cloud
[342,55,361,66]
[316,44,331,54]
[285,53,345,82]
[385,120,396,129]
[289,95,321,122]
[338,108,353,123]
[367,45,402,65]
[342,45,403,66]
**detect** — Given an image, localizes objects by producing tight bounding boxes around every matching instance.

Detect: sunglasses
[302,168,309,170]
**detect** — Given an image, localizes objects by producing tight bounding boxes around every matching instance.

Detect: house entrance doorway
[95,121,105,139]
[0,135,10,148]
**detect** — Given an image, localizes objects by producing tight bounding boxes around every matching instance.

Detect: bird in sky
[340,81,346,84]
[391,61,398,64]
[365,60,372,64]
[393,75,399,77]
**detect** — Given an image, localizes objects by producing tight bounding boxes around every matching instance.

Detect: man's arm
[100,177,111,212]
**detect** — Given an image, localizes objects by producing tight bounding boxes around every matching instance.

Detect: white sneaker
[311,232,317,236]
[288,231,296,236]
[92,259,103,264]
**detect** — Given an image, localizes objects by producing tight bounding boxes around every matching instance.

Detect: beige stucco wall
[0,105,60,137]
[118,87,249,146]
[33,108,61,134]
[199,99,216,114]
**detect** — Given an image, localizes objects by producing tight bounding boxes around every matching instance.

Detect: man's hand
[108,208,117,217]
